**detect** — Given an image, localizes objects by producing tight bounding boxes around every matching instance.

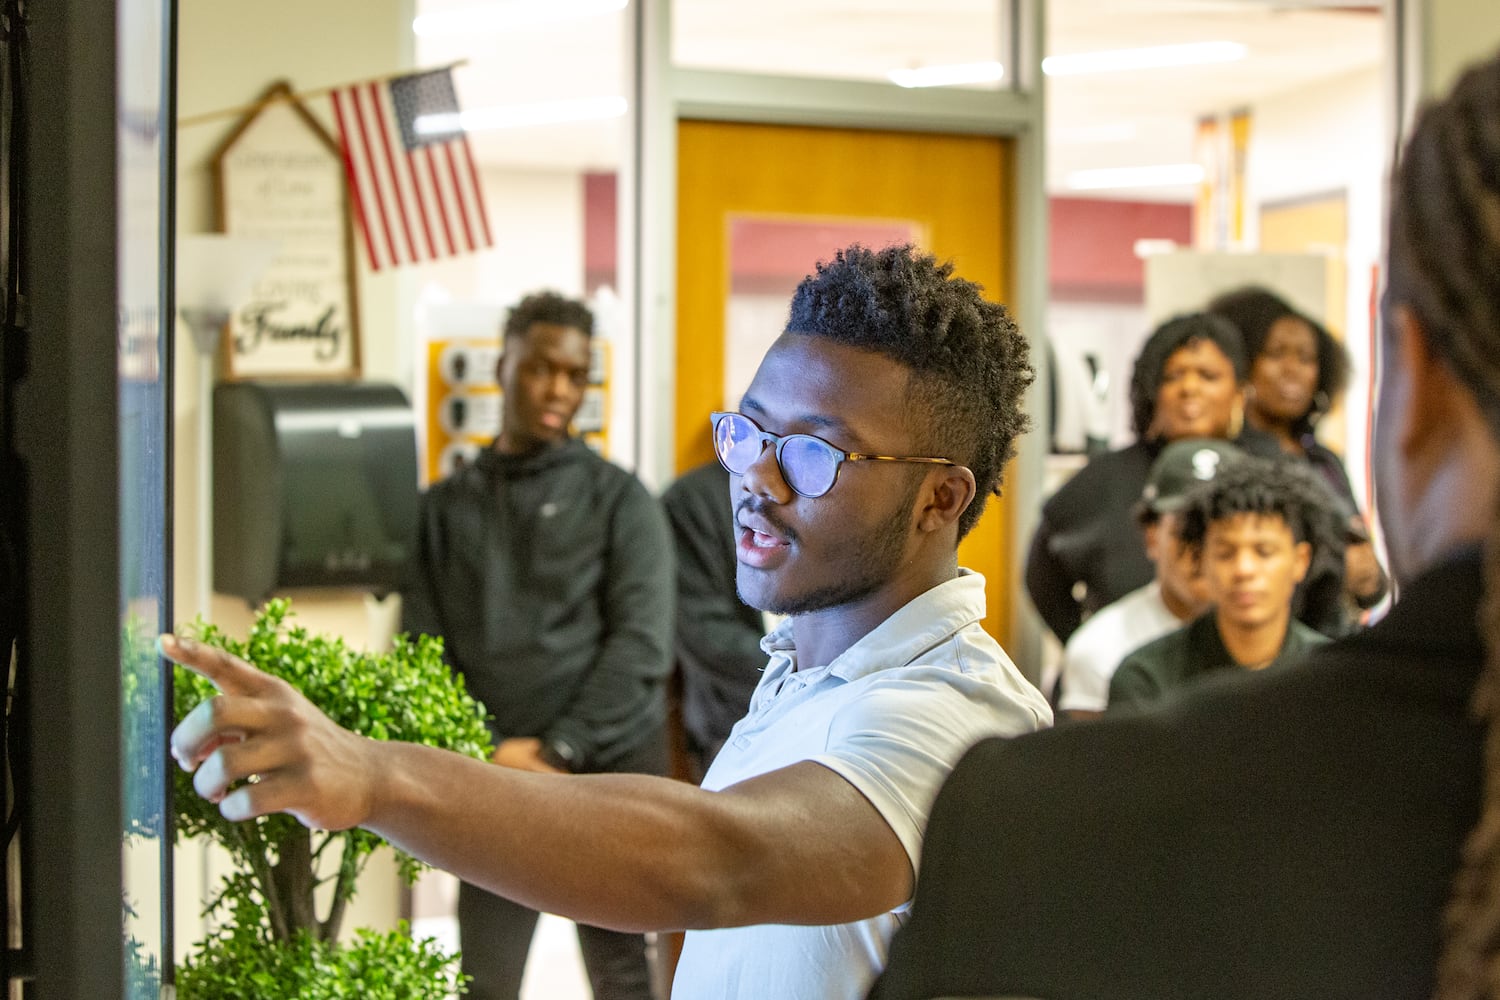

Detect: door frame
[624,0,1050,674]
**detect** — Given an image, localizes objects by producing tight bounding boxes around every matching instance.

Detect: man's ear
[1142,520,1162,562]
[1291,539,1312,585]
[916,466,978,534]
[1391,304,1458,461]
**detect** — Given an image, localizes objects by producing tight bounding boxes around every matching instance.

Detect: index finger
[158,633,276,697]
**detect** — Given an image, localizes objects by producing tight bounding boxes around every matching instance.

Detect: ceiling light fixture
[413,0,628,37]
[1054,122,1139,145]
[416,95,628,135]
[887,60,1005,89]
[1042,41,1247,77]
[1066,163,1206,191]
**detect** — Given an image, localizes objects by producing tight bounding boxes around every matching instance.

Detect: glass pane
[724,214,923,407]
[119,0,171,993]
[673,0,1009,91]
[406,3,635,974]
[413,0,635,469]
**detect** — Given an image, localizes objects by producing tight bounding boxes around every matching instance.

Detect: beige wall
[175,0,416,628]
[174,0,416,961]
[1421,0,1500,97]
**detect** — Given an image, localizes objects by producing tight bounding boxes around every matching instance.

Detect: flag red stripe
[423,145,457,257]
[367,81,422,263]
[350,85,400,268]
[459,134,493,247]
[330,68,494,271]
[330,89,383,272]
[405,149,439,261]
[443,144,477,252]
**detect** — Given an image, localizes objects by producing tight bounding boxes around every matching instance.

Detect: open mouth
[736,524,790,568]
[1173,402,1204,424]
[736,509,794,569]
[746,527,784,548]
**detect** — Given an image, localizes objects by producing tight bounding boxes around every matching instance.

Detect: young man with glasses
[164,244,1050,1000]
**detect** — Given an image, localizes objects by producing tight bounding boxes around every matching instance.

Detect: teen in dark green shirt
[1109,455,1339,710]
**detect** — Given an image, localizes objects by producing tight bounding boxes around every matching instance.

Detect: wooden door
[676,120,1018,643]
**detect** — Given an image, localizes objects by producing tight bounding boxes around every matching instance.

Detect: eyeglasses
[710,411,959,499]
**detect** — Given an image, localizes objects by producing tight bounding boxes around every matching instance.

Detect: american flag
[330,68,494,271]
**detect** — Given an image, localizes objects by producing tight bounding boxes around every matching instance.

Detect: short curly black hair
[784,243,1033,539]
[1174,454,1342,556]
[503,290,594,342]
[1207,285,1351,433]
[1129,312,1248,442]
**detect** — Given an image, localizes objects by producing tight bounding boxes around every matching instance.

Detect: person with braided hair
[868,51,1500,1000]
[1395,52,1500,1000]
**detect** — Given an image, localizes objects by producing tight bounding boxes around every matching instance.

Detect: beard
[741,474,922,616]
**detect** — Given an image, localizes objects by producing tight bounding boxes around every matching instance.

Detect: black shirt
[661,459,765,771]
[869,547,1484,1000]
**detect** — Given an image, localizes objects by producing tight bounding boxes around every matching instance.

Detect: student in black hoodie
[400,291,673,1000]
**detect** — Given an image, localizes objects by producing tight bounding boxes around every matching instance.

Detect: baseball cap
[1141,438,1245,513]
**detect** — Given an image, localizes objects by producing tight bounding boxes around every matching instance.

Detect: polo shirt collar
[758,570,987,683]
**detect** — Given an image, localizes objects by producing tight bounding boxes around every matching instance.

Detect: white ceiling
[414,0,1385,199]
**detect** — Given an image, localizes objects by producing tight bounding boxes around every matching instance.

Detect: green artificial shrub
[172,599,492,998]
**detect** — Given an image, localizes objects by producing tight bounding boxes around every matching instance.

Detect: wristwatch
[538,736,580,773]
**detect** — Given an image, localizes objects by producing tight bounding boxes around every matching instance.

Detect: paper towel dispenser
[213,381,419,603]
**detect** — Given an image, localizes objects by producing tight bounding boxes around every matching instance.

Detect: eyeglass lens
[713,412,841,498]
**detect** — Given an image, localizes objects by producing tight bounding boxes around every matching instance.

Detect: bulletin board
[421,337,611,486]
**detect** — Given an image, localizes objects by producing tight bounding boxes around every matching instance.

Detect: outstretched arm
[164,634,910,933]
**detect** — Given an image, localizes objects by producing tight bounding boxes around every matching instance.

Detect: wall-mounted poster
[418,323,612,487]
[213,80,361,379]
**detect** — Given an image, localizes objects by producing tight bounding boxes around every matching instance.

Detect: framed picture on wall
[212,80,361,379]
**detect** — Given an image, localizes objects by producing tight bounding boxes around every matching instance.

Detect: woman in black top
[1208,286,1388,615]
[1025,312,1269,643]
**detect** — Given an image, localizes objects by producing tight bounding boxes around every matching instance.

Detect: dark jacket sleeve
[543,476,675,769]
[1306,443,1389,611]
[1025,510,1085,643]
[399,489,446,647]
[662,470,763,704]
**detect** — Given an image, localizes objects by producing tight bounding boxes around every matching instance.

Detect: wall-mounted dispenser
[213,381,418,604]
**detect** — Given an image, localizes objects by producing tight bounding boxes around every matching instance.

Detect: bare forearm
[363,743,908,933]
[365,742,729,930]
[164,634,909,937]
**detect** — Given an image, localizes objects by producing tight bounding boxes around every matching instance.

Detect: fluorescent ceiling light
[417,96,628,134]
[1043,42,1247,77]
[1066,163,1205,191]
[888,61,1005,89]
[413,0,627,37]
[1054,122,1138,145]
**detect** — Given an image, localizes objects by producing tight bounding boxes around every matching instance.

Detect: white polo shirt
[670,570,1052,1000]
